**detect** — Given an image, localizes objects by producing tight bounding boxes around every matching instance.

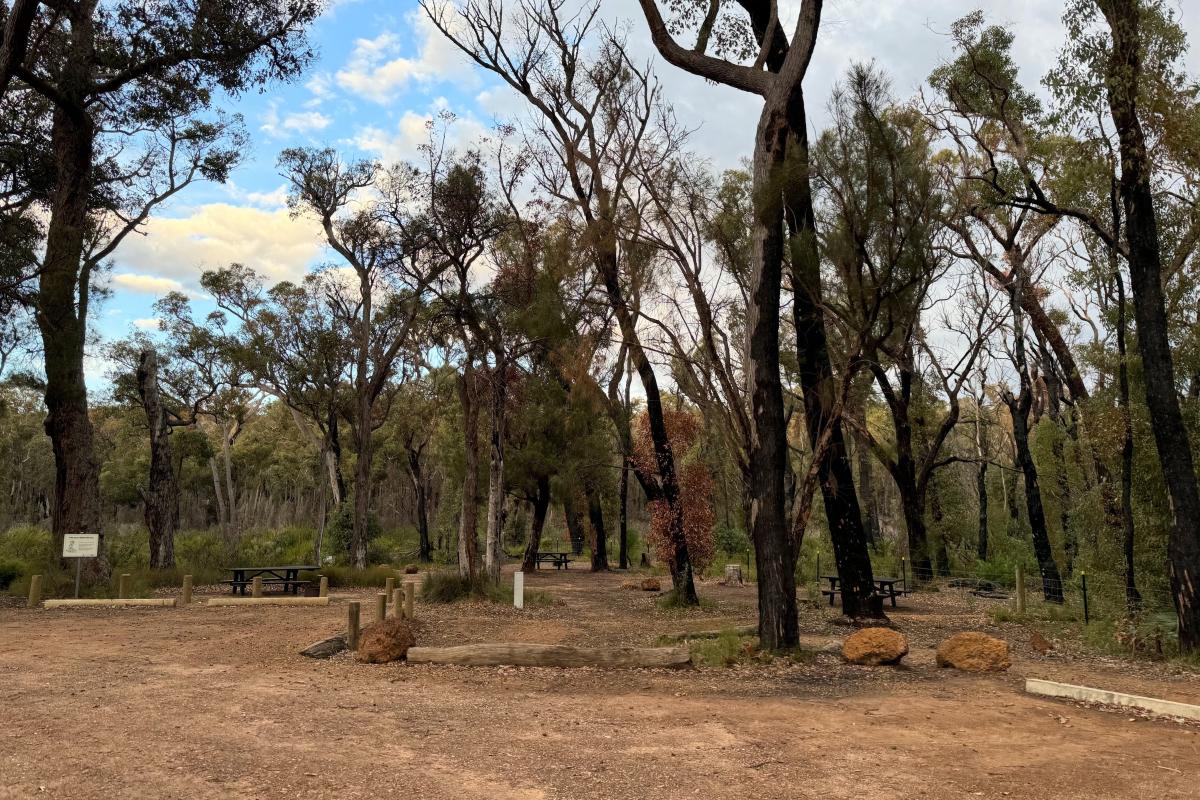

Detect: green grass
[655,588,717,611]
[689,629,758,666]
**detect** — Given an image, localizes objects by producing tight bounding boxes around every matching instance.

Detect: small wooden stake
[252,575,263,598]
[181,575,193,605]
[347,602,361,650]
[319,576,329,597]
[118,573,131,599]
[375,592,387,622]
[385,576,396,600]
[1015,564,1027,615]
[404,581,414,620]
[392,588,404,619]
[27,574,43,608]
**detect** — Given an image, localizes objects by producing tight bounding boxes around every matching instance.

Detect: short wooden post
[1015,564,1026,614]
[375,592,387,621]
[251,575,263,598]
[181,575,193,605]
[385,576,396,602]
[318,576,329,597]
[513,571,524,610]
[347,601,360,650]
[27,574,43,608]
[391,588,402,618]
[118,573,131,599]
[404,581,414,620]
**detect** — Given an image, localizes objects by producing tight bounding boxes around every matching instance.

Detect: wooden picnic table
[533,552,573,570]
[224,565,318,595]
[820,575,906,607]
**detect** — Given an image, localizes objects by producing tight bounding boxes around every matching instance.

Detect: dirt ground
[1,568,1198,800]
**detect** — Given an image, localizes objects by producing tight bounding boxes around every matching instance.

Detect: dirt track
[1,569,1197,799]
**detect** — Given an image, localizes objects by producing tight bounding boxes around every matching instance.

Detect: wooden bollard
[403,581,415,620]
[392,589,404,619]
[252,575,263,598]
[384,576,396,602]
[181,575,193,605]
[319,576,329,597]
[375,592,387,622]
[1015,564,1027,615]
[27,574,43,608]
[118,573,131,599]
[347,602,360,650]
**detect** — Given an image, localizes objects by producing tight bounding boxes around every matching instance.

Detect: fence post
[1015,564,1026,614]
[514,571,524,610]
[384,576,396,603]
[251,575,263,598]
[118,573,131,600]
[1081,572,1089,625]
[375,592,387,622]
[347,601,360,650]
[181,575,193,606]
[318,576,329,598]
[27,574,43,608]
[404,581,415,620]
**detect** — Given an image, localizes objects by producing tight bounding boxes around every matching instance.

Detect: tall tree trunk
[1115,267,1141,613]
[209,457,229,538]
[1052,436,1076,577]
[135,350,178,568]
[458,365,481,579]
[1004,270,1064,604]
[484,364,507,583]
[894,464,931,581]
[407,445,432,562]
[586,485,609,571]
[1098,0,1199,650]
[742,96,798,648]
[38,35,105,580]
[221,419,239,534]
[522,475,551,572]
[351,422,372,568]
[617,458,630,569]
[783,90,878,620]
[976,461,989,561]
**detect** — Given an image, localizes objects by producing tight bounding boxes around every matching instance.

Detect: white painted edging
[1025,678,1200,722]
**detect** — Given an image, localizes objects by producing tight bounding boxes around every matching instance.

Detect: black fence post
[1081,572,1089,625]
[816,553,821,584]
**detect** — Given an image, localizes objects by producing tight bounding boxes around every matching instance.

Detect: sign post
[63,534,100,598]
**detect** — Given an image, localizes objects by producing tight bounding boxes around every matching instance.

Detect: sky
[90,0,1200,385]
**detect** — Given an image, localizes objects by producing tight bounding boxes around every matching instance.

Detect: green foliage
[656,589,717,611]
[367,527,420,565]
[420,571,507,604]
[0,524,53,573]
[314,565,399,588]
[713,523,749,556]
[688,629,759,667]
[325,502,381,562]
[0,559,23,589]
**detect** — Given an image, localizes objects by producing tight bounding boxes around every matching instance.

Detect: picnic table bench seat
[224,565,318,595]
[533,552,574,570]
[820,575,906,608]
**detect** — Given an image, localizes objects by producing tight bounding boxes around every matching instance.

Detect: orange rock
[842,627,909,666]
[1030,631,1054,653]
[356,617,416,664]
[936,632,1011,672]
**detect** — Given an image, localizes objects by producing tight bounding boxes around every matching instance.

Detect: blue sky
[91,0,1200,384]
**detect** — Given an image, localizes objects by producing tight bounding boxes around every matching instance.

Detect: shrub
[315,564,398,588]
[420,571,507,604]
[714,523,749,556]
[0,524,53,571]
[0,558,22,590]
[689,629,758,667]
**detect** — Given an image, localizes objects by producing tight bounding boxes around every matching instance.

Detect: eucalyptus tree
[426,0,700,602]
[6,0,317,575]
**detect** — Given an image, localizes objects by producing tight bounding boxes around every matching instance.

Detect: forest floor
[1,567,1198,799]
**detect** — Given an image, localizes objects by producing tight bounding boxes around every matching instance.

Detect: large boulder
[936,632,1011,672]
[356,617,417,664]
[842,627,908,666]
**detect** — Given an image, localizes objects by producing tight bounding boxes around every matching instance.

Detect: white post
[513,571,524,610]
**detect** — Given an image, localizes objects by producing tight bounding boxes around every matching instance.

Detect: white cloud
[110,203,325,289]
[283,111,333,133]
[335,12,474,104]
[111,274,188,296]
[133,317,163,331]
[351,108,490,164]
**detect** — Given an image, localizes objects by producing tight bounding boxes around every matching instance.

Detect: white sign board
[63,533,99,558]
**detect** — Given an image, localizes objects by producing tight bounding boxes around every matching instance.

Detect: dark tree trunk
[522,474,551,572]
[135,350,178,568]
[407,444,432,562]
[783,91,878,620]
[1052,436,1076,577]
[1004,271,1064,604]
[457,366,481,578]
[617,458,630,569]
[38,36,106,580]
[743,94,798,648]
[1098,0,1199,649]
[894,462,931,581]
[484,364,508,583]
[586,485,609,571]
[1115,267,1141,613]
[855,418,879,545]
[327,407,346,505]
[351,424,371,568]
[976,461,989,561]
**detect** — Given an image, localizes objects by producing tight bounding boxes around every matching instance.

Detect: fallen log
[406,643,690,668]
[44,598,177,608]
[206,596,331,607]
[300,634,348,659]
[658,624,757,643]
